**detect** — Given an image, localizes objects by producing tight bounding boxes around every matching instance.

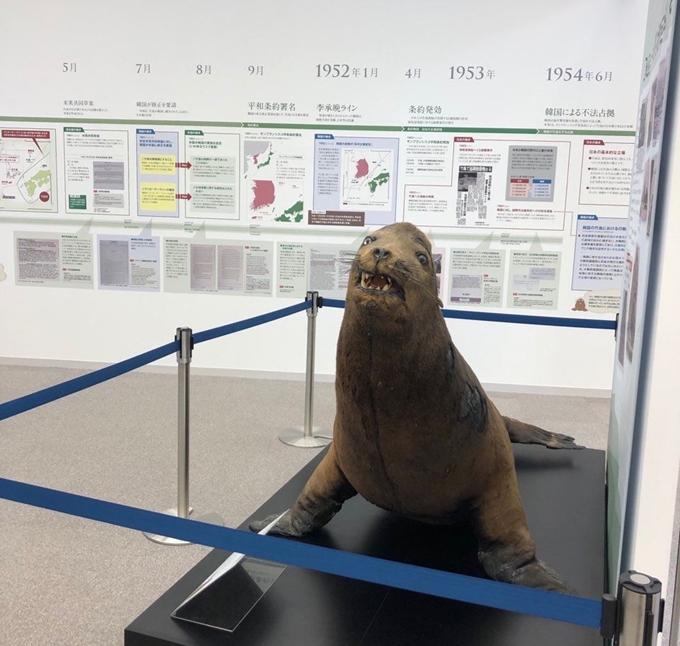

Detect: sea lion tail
[502,416,585,450]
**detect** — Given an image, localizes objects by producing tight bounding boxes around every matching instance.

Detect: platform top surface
[125,445,605,646]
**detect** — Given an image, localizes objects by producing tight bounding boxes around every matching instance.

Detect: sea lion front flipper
[503,416,585,450]
[249,444,357,537]
[472,468,576,594]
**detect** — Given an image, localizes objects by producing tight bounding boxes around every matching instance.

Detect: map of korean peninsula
[244,141,304,223]
[341,148,392,207]
[0,129,57,212]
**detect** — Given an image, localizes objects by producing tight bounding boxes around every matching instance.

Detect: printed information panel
[0,0,648,318]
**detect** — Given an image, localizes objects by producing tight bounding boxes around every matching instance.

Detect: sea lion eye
[363,236,376,246]
[416,252,428,265]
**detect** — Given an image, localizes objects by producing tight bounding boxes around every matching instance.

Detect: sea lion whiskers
[391,258,441,306]
[351,253,439,304]
[351,256,406,298]
[335,256,355,281]
[336,255,355,269]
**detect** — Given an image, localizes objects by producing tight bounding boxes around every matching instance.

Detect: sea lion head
[347,222,441,321]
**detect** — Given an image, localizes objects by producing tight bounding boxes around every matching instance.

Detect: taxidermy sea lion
[251,222,580,593]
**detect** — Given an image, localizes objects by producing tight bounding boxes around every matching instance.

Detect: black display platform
[125,445,605,646]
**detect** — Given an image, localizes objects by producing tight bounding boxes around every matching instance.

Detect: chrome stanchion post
[144,327,224,545]
[602,570,664,646]
[279,292,332,448]
[177,327,191,519]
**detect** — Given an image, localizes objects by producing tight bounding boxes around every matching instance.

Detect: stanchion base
[143,508,224,546]
[278,426,333,448]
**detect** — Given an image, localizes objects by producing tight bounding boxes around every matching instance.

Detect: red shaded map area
[355,158,369,179]
[251,180,275,209]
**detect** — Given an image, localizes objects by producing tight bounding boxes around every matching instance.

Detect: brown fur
[251,222,574,593]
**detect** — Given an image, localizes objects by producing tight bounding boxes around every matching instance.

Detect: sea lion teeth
[358,271,398,293]
[361,271,388,291]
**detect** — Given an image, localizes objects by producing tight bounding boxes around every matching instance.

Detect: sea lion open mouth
[358,270,405,299]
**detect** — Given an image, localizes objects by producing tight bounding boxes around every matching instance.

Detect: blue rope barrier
[0,341,179,422]
[0,476,603,630]
[193,300,311,345]
[440,309,617,330]
[321,298,616,330]
[0,302,311,423]
[320,298,346,309]
[0,296,612,424]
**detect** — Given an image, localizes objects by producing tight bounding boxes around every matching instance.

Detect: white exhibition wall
[0,277,619,391]
[0,0,649,392]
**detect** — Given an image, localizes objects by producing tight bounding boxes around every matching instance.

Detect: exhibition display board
[0,0,648,389]
[606,0,678,593]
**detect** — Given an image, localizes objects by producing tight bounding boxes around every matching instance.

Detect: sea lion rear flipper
[249,445,357,537]
[472,467,576,594]
[503,416,585,450]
